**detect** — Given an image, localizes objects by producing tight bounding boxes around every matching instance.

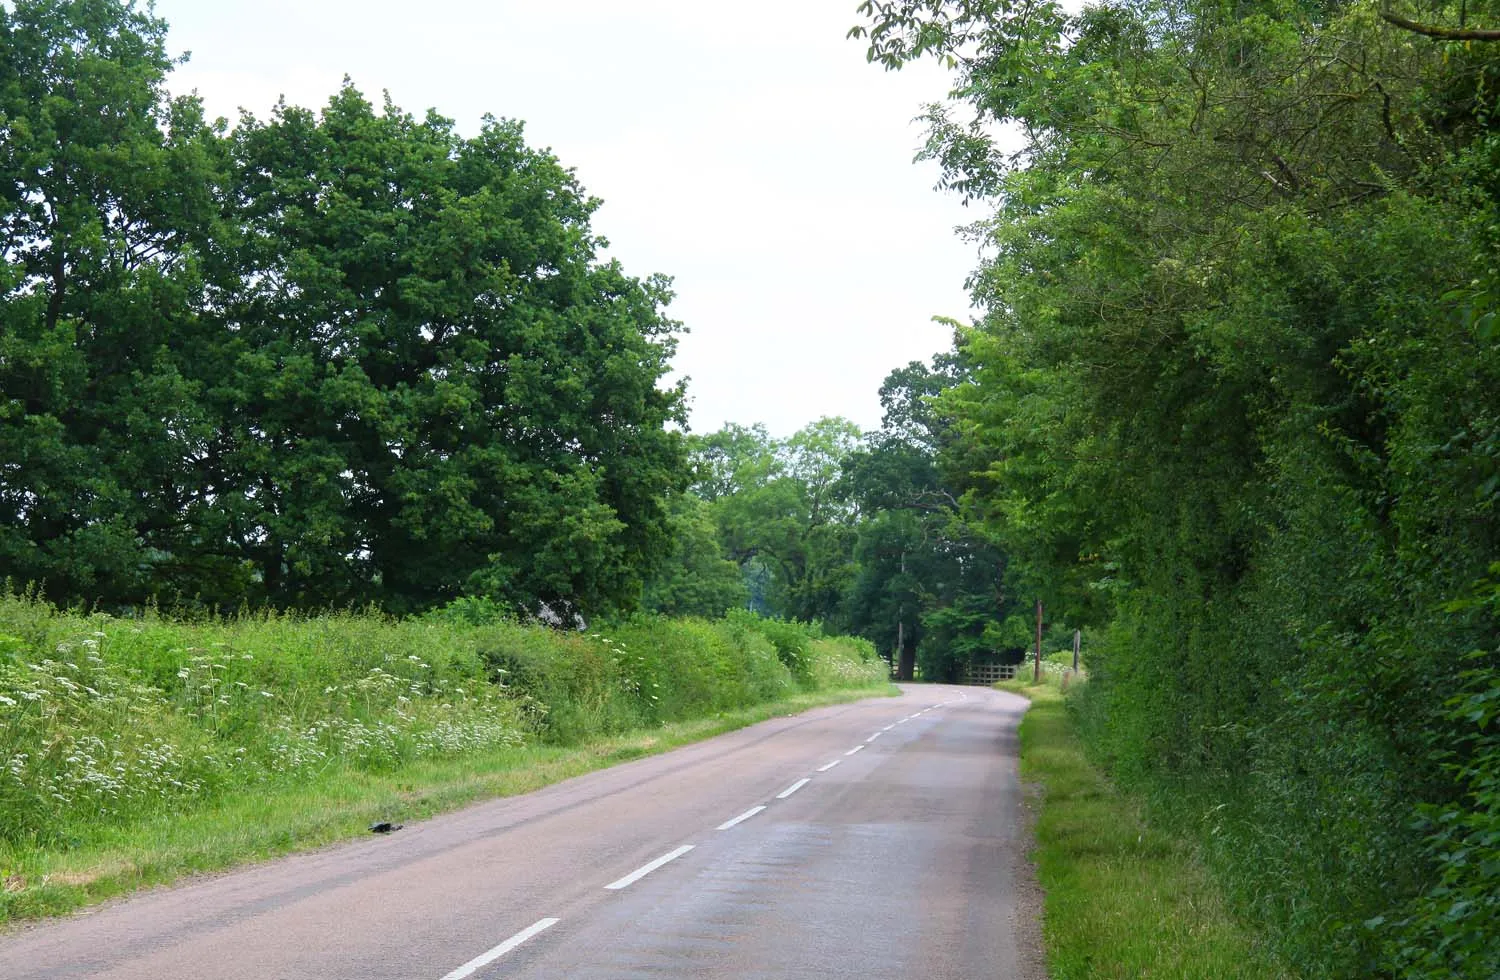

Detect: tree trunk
[896,633,917,681]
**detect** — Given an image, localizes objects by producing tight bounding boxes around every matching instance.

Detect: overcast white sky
[152,0,982,438]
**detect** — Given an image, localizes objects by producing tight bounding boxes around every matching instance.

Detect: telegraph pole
[895,549,908,681]
[1033,599,1043,683]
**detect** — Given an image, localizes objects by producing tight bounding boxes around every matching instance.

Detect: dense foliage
[0,0,687,616]
[648,363,1029,682]
[681,418,864,623]
[0,589,882,852]
[855,0,1500,975]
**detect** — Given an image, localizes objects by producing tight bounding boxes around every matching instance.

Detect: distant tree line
[642,352,1030,683]
[0,0,687,616]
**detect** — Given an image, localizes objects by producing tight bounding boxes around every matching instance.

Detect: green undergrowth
[0,592,889,922]
[997,678,1290,980]
[0,688,887,922]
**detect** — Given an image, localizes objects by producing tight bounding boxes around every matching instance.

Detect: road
[1,684,1043,980]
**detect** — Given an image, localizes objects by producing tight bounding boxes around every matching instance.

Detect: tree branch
[1380,3,1500,40]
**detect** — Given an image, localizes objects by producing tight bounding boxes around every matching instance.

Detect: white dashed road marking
[776,778,810,800]
[716,806,766,831]
[605,846,695,890]
[440,918,559,980]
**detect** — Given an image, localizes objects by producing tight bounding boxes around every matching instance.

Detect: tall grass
[0,598,533,847]
[0,592,885,853]
[1000,679,1291,979]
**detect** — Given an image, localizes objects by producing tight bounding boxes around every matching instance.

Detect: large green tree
[640,493,747,618]
[0,0,232,605]
[844,355,1016,680]
[688,418,863,626]
[215,87,687,614]
[0,1,688,617]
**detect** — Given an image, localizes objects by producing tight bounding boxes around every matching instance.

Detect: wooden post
[1073,629,1081,672]
[1033,599,1043,684]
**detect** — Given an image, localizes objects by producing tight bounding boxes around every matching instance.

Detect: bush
[724,611,818,682]
[807,636,883,688]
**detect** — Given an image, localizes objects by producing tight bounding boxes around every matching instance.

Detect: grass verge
[1,684,895,924]
[997,679,1292,979]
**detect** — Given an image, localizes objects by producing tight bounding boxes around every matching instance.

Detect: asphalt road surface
[1,683,1044,979]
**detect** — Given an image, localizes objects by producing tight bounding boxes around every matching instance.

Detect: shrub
[724,611,818,683]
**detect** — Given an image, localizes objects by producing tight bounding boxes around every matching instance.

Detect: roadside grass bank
[997,677,1290,979]
[0,592,891,923]
[0,687,886,922]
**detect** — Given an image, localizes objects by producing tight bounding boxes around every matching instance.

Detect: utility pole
[896,549,909,681]
[1034,599,1043,684]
